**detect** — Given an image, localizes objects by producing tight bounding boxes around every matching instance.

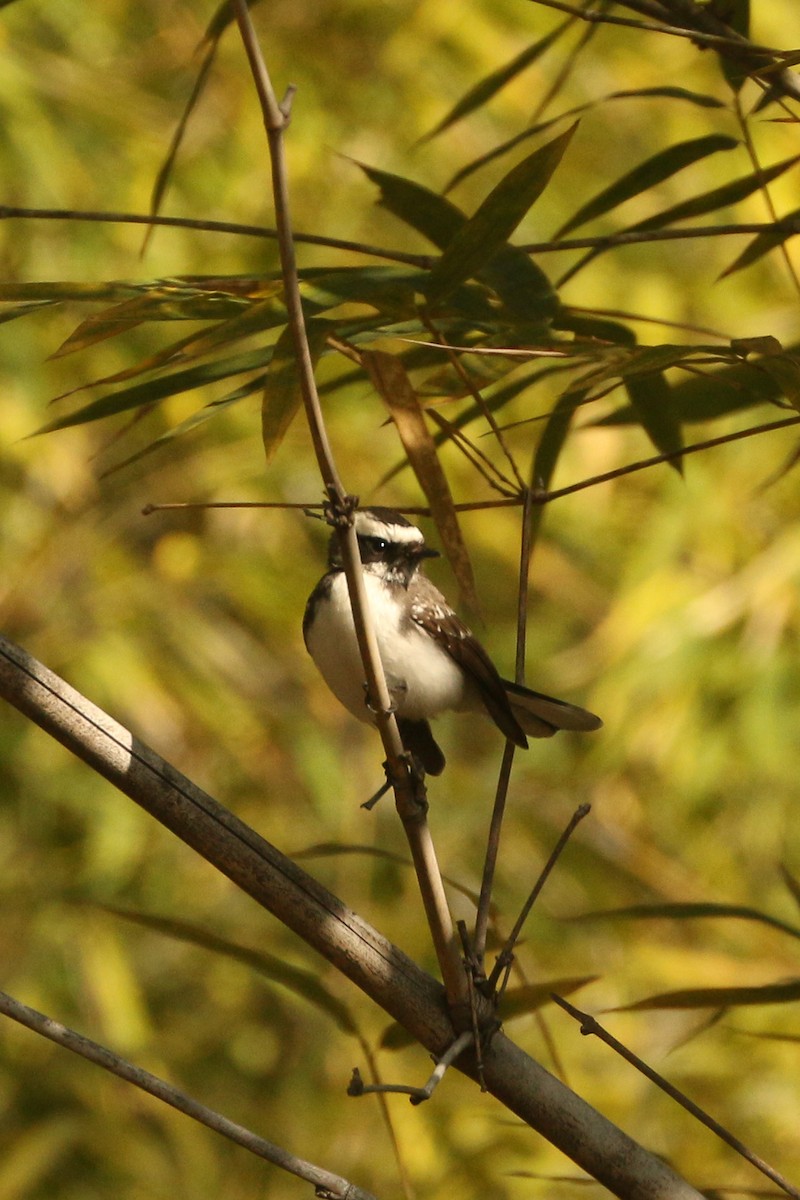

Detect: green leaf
[422,19,572,142]
[562,152,800,286]
[444,87,725,195]
[481,245,558,323]
[718,0,750,93]
[752,352,800,410]
[0,279,142,303]
[620,979,800,1012]
[607,86,726,109]
[356,163,464,249]
[576,901,800,941]
[530,388,586,500]
[555,135,739,238]
[101,904,357,1033]
[262,320,329,463]
[204,0,264,42]
[294,841,496,913]
[300,265,430,316]
[782,864,800,914]
[719,206,800,278]
[357,165,557,321]
[500,977,598,1019]
[379,1022,416,1051]
[632,150,800,232]
[625,371,684,471]
[0,300,57,326]
[147,0,266,239]
[50,289,258,358]
[553,309,636,345]
[100,376,266,477]
[33,346,273,434]
[426,123,578,303]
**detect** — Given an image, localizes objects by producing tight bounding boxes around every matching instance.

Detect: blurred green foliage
[1,1,800,1197]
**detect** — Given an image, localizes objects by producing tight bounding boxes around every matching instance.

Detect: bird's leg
[362,750,427,812]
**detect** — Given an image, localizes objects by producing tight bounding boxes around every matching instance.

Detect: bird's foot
[323,487,359,530]
[361,752,424,812]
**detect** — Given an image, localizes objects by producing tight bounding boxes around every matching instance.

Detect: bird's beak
[415,546,440,560]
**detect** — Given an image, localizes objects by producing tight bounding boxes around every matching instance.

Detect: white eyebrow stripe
[353,513,425,545]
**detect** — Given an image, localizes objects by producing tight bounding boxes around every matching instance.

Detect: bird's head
[328,507,439,586]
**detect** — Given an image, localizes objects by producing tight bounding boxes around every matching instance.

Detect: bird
[303,506,601,776]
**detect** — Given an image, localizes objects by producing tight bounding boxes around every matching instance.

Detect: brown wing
[409,582,528,749]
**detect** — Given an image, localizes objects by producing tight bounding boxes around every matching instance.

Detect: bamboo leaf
[362,349,480,613]
[147,1,265,238]
[0,300,57,326]
[574,901,800,940]
[553,309,636,344]
[718,0,750,93]
[719,206,800,278]
[562,152,800,286]
[426,123,577,304]
[262,320,329,463]
[781,864,800,914]
[33,346,273,434]
[102,904,357,1033]
[0,280,142,303]
[356,162,463,248]
[620,979,800,1012]
[100,376,265,477]
[357,165,557,320]
[632,150,800,232]
[555,135,739,238]
[444,87,725,194]
[530,389,586,521]
[293,842,496,914]
[422,19,572,142]
[500,977,598,1020]
[625,371,684,472]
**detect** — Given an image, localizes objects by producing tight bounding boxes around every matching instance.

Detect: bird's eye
[357,534,389,558]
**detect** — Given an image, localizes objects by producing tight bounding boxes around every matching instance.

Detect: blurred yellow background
[1,2,799,1196]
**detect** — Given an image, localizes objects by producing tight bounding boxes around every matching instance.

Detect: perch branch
[232,0,466,1008]
[0,632,708,1199]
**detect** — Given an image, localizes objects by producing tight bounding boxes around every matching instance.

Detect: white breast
[306,572,468,725]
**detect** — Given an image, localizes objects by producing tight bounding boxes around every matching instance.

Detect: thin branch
[420,313,525,491]
[473,741,517,972]
[425,409,520,497]
[0,204,431,267]
[526,0,793,56]
[732,93,800,299]
[487,804,591,994]
[544,414,800,501]
[553,995,800,1200]
[348,1031,474,1105]
[519,220,800,256]
[143,412,800,523]
[473,487,538,969]
[619,0,800,102]
[0,989,375,1200]
[231,1,466,1009]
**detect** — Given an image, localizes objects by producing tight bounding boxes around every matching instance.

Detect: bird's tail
[502,680,602,739]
